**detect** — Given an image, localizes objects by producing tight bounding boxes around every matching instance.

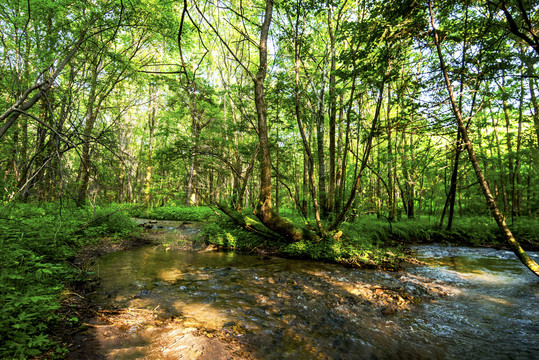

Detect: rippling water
[89,224,538,360]
[407,245,539,360]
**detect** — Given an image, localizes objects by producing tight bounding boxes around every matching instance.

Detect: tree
[429,0,539,277]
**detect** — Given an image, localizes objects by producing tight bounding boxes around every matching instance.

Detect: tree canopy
[1,0,538,272]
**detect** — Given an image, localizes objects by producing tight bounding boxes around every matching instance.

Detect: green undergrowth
[200,212,539,270]
[348,216,539,250]
[200,215,403,269]
[201,218,267,251]
[129,205,217,222]
[0,202,136,359]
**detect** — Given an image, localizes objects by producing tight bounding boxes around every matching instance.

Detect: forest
[1,0,538,358]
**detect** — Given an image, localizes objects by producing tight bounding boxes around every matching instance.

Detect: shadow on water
[74,224,539,360]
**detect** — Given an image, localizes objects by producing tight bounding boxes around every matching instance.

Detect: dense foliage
[0,203,136,358]
[1,0,537,222]
[129,205,218,222]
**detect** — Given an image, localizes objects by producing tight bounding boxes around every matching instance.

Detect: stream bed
[75,221,539,360]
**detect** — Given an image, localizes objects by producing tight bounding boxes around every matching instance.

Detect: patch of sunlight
[159,269,185,282]
[479,295,514,306]
[301,284,324,296]
[399,273,463,297]
[172,301,231,330]
[303,270,331,279]
[456,271,513,285]
[340,284,370,298]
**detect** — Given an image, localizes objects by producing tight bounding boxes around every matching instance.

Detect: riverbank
[1,202,537,359]
[130,205,539,256]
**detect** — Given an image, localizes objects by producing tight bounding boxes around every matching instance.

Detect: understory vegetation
[201,209,539,267]
[0,202,136,359]
[129,204,218,222]
[202,217,403,269]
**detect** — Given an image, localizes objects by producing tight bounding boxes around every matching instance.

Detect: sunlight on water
[89,238,538,360]
[158,269,184,282]
[455,269,522,285]
[174,302,231,330]
[478,295,514,306]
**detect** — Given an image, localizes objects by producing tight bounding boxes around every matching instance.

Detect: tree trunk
[316,58,328,217]
[77,63,100,206]
[386,84,395,221]
[527,61,539,147]
[401,132,415,220]
[501,72,514,216]
[275,105,280,214]
[335,95,345,213]
[186,156,198,207]
[492,110,509,215]
[446,10,469,229]
[446,130,462,230]
[229,92,242,208]
[144,89,156,204]
[185,89,201,207]
[327,3,337,214]
[252,0,320,242]
[514,66,525,217]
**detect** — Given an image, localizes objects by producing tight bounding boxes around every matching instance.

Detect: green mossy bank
[197,210,539,269]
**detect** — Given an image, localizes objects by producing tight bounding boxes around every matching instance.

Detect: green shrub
[82,206,136,239]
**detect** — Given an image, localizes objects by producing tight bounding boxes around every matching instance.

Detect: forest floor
[61,226,450,360]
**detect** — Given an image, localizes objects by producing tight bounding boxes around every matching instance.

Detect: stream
[75,220,539,360]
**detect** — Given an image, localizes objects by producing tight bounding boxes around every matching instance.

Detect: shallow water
[406,245,539,360]
[89,223,538,360]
